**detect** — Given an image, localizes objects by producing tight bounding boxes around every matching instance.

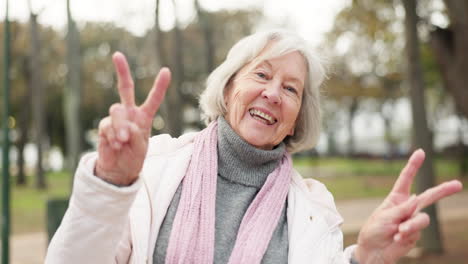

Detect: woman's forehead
[244,51,307,80]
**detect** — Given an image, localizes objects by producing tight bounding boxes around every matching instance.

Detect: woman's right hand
[95,52,171,186]
[354,150,462,263]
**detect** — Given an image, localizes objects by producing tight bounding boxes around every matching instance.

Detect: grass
[293,156,468,200]
[8,156,467,234]
[294,156,462,178]
[11,171,72,234]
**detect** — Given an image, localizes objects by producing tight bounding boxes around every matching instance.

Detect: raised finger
[391,149,425,195]
[416,180,463,210]
[112,52,135,107]
[141,67,171,117]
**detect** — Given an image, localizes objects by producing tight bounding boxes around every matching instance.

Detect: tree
[324,0,406,156]
[28,3,47,189]
[16,56,31,185]
[7,22,32,186]
[154,0,184,136]
[402,0,443,253]
[1,20,60,186]
[152,0,261,135]
[430,1,468,119]
[64,0,82,176]
[195,0,215,73]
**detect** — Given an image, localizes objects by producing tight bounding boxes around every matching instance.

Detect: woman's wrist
[94,162,137,187]
[354,245,391,264]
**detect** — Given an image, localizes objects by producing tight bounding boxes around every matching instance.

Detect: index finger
[112,52,135,106]
[416,180,463,210]
[391,149,425,195]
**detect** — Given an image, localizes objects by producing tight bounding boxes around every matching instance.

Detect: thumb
[385,195,418,223]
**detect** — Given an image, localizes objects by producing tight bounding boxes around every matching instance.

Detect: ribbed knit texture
[164,119,292,264]
[153,117,288,264]
[217,117,286,187]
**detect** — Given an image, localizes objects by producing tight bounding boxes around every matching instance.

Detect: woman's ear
[288,127,295,136]
[223,89,229,107]
[224,74,236,106]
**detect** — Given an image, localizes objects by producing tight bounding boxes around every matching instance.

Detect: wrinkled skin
[224,51,306,150]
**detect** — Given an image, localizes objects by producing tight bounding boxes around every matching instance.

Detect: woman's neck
[216,116,285,187]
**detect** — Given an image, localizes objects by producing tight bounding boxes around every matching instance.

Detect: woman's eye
[256,72,267,79]
[285,86,297,94]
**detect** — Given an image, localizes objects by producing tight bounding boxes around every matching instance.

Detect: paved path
[11,232,46,264]
[9,192,468,264]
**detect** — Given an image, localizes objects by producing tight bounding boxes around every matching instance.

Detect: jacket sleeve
[324,227,356,264]
[300,177,356,263]
[45,152,142,264]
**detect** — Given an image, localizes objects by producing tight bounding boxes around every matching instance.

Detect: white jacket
[46,133,356,264]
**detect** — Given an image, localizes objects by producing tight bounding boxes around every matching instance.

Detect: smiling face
[224,50,307,150]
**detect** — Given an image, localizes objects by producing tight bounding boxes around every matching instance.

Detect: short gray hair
[199,30,326,153]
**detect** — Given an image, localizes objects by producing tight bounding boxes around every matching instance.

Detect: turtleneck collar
[216,116,286,188]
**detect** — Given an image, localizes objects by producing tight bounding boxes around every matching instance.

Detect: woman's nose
[261,82,281,104]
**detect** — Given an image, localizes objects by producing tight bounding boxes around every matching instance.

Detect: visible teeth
[249,109,276,124]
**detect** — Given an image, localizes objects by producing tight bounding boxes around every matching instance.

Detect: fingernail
[401,224,410,232]
[394,233,401,242]
[119,129,128,141]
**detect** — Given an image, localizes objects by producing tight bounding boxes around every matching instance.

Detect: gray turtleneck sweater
[153,117,289,263]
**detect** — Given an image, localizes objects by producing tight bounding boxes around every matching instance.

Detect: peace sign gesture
[95,52,171,186]
[354,149,463,264]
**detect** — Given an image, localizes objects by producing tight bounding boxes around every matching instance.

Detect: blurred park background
[1,0,468,263]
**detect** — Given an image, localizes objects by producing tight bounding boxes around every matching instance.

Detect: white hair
[199,30,326,153]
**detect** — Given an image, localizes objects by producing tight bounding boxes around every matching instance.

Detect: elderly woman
[46,30,462,264]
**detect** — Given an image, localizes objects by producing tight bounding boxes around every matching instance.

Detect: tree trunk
[347,98,358,156]
[458,114,467,177]
[402,0,443,253]
[429,1,468,119]
[29,12,46,189]
[154,0,166,68]
[17,57,32,186]
[154,0,184,137]
[381,100,396,159]
[195,0,215,73]
[16,134,27,185]
[64,0,82,180]
[154,0,184,136]
[168,0,185,136]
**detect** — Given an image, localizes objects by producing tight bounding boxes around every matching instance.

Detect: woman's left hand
[354,149,463,264]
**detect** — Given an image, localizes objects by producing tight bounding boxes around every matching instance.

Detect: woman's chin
[242,134,275,150]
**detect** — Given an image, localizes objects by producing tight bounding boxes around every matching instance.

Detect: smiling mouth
[249,108,277,125]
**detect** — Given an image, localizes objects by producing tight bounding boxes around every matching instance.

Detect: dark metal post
[2,0,12,263]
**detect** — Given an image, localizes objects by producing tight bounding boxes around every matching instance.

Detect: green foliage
[1,6,262,172]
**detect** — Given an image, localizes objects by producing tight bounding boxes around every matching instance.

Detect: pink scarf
[165,121,292,264]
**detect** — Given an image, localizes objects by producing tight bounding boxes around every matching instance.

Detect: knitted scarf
[165,120,292,264]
